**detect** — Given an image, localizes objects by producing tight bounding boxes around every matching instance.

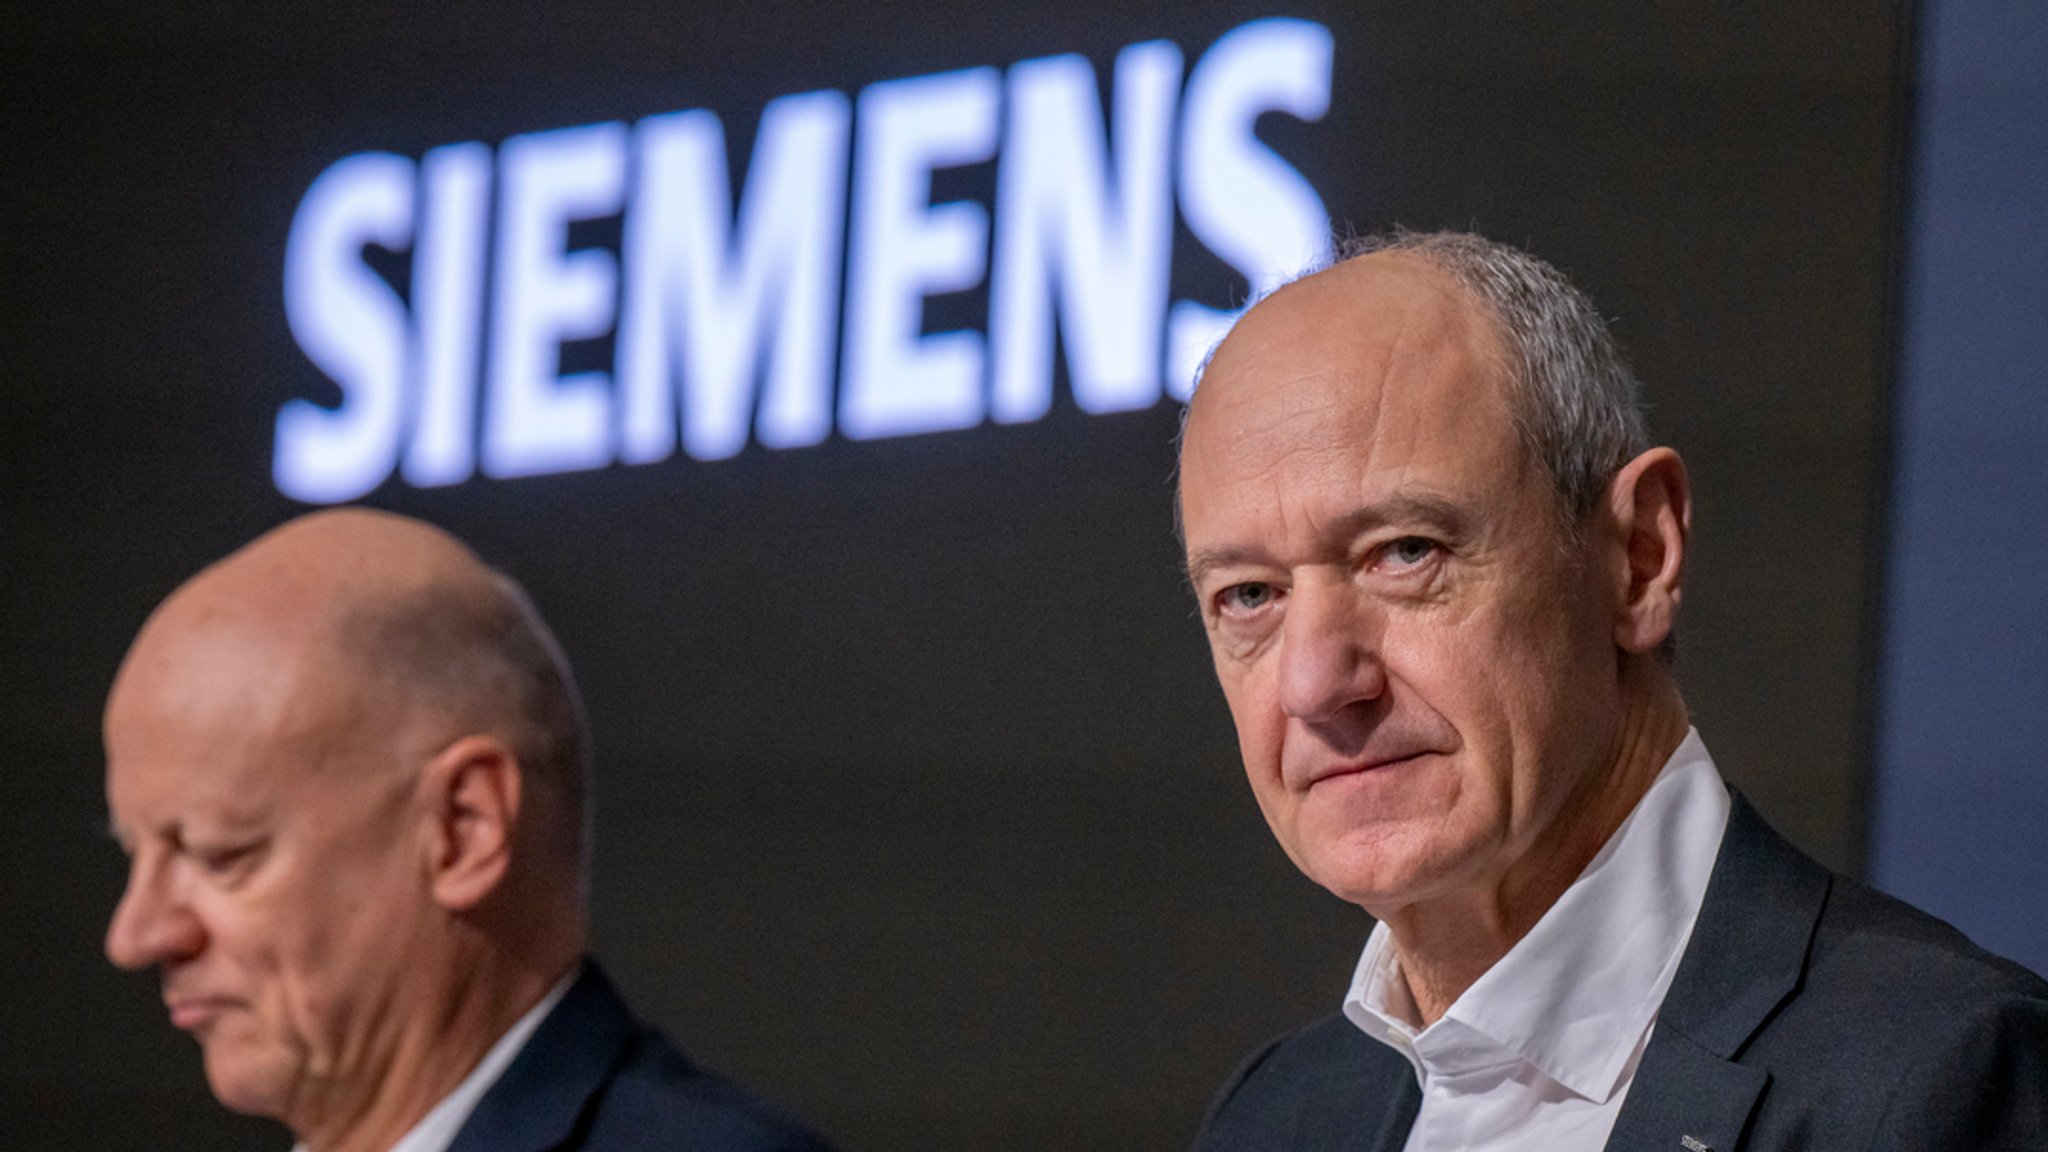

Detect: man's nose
[1275,577,1387,724]
[105,856,204,971]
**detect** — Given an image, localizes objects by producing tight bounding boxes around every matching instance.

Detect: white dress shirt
[1343,729,1731,1152]
[289,972,575,1152]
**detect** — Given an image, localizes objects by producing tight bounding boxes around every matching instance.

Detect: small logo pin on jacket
[1680,1136,1713,1152]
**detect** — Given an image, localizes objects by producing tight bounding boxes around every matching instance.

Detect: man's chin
[200,1038,298,1120]
[1301,829,1469,915]
[1312,868,1418,913]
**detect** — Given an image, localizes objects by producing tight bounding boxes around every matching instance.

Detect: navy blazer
[446,962,836,1152]
[1191,792,2048,1151]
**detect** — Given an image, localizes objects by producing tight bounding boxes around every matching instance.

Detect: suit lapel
[1602,1028,1767,1152]
[446,961,637,1152]
[1602,792,1830,1152]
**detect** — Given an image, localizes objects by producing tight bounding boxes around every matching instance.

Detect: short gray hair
[340,572,591,881]
[1327,231,1651,528]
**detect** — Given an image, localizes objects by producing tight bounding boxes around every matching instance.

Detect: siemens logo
[276,17,1335,502]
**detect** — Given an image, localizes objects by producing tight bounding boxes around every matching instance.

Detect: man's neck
[1378,669,1691,1027]
[290,948,575,1152]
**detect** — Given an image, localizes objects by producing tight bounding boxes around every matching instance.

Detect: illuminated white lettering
[841,67,1001,441]
[276,151,415,503]
[1170,17,1334,398]
[618,91,851,464]
[404,141,492,487]
[275,18,1341,499]
[483,122,628,478]
[990,41,1182,422]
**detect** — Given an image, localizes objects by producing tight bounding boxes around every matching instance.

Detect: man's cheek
[1226,689,1285,776]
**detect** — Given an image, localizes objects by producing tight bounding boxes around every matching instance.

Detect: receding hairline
[1173,248,1524,545]
[112,511,591,868]
[1178,231,1651,537]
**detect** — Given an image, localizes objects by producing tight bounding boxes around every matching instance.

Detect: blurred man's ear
[419,735,522,911]
[1606,446,1690,655]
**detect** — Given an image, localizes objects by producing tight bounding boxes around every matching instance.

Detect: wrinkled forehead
[1179,255,1518,510]
[104,597,373,805]
[1194,254,1505,412]
[113,567,321,712]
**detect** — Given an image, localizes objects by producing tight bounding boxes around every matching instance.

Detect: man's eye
[1383,537,1438,569]
[192,842,264,877]
[1219,582,1276,613]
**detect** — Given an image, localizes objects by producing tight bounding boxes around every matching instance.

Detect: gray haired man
[1178,233,2048,1151]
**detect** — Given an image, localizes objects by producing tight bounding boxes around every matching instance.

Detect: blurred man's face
[103,616,433,1122]
[1178,255,1626,915]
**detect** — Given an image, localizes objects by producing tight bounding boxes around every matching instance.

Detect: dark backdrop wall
[1871,0,2048,979]
[5,4,1907,1150]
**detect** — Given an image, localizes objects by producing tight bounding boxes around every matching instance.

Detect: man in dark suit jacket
[103,509,831,1152]
[1175,231,2048,1150]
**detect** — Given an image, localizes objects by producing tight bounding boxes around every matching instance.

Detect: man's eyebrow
[1329,492,1473,542]
[1183,492,1474,588]
[1184,546,1262,590]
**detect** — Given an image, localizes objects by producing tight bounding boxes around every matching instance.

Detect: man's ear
[1606,446,1691,654]
[418,735,522,912]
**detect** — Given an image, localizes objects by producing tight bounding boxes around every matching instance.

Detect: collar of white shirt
[1343,728,1731,1107]
[289,970,577,1152]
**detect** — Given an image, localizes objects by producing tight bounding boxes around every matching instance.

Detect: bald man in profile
[103,510,833,1152]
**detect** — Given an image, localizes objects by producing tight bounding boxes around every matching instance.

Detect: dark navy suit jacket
[445,963,835,1152]
[1191,793,2048,1151]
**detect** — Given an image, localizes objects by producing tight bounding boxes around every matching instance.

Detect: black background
[3,4,1904,1149]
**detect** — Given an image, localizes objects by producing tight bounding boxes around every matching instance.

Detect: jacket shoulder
[1191,1014,1416,1152]
[1808,873,2048,1007]
[579,1027,836,1152]
[460,962,837,1152]
[1740,869,2048,1148]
